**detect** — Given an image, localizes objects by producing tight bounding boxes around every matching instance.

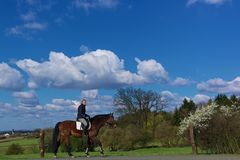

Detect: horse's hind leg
[53,140,60,158]
[63,136,74,158]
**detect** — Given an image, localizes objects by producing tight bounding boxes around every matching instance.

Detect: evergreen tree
[214,94,231,107]
[172,108,181,126]
[179,98,196,119]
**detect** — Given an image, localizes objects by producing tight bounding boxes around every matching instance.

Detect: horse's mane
[91,114,111,121]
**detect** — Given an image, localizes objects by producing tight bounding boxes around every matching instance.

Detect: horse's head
[105,113,117,128]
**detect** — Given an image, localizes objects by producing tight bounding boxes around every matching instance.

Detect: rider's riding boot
[82,125,88,136]
[84,129,89,136]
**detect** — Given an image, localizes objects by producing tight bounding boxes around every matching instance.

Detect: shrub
[196,111,240,154]
[155,121,183,147]
[5,143,24,155]
[100,127,123,151]
[70,136,92,152]
[100,124,152,151]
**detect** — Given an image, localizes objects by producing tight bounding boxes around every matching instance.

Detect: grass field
[0,147,193,159]
[0,137,39,155]
[0,136,192,159]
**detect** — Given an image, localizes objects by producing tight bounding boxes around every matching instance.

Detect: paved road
[46,155,240,160]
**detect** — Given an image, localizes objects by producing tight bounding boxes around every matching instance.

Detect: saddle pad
[76,121,83,130]
[76,121,91,130]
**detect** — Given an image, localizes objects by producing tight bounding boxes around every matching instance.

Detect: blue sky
[1,0,240,130]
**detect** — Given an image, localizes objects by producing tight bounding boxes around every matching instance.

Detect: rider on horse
[77,99,90,135]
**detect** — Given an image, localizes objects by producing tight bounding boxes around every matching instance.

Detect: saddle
[76,118,91,131]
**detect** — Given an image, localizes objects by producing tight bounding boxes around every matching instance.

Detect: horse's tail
[52,122,61,154]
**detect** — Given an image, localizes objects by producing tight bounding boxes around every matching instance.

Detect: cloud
[84,94,114,114]
[197,77,240,94]
[0,100,43,121]
[13,90,37,99]
[7,0,52,39]
[8,0,120,39]
[45,104,65,111]
[23,0,55,11]
[16,50,168,90]
[13,90,39,108]
[81,89,98,99]
[0,103,14,115]
[160,91,188,110]
[72,0,119,10]
[46,91,114,116]
[135,58,169,83]
[160,91,209,109]
[7,22,47,38]
[171,77,192,86]
[20,12,36,21]
[80,45,90,53]
[52,98,74,106]
[23,22,47,30]
[0,63,25,90]
[187,0,230,6]
[193,94,210,104]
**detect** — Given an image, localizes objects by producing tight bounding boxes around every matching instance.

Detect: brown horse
[52,113,115,158]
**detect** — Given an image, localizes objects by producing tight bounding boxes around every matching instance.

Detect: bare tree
[114,87,167,132]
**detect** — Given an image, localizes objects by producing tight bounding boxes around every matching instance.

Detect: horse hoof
[53,155,57,158]
[86,155,90,158]
[70,155,75,158]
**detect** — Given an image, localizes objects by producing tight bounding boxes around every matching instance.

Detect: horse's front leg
[85,136,91,157]
[94,138,104,156]
[99,140,104,156]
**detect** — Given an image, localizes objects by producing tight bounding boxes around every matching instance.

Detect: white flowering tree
[178,104,217,135]
[178,103,238,154]
[178,104,217,154]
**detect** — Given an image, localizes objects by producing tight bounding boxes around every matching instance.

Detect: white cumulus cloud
[171,77,192,86]
[193,94,210,104]
[135,58,168,83]
[160,91,188,110]
[0,63,25,90]
[197,77,240,94]
[81,89,98,99]
[16,50,169,90]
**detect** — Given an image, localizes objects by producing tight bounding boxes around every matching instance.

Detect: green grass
[0,138,38,147]
[0,136,193,159]
[0,137,39,155]
[0,147,193,159]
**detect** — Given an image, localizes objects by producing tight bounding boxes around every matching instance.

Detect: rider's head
[81,99,87,106]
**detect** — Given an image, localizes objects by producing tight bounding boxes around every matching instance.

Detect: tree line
[42,88,240,153]
[100,88,240,153]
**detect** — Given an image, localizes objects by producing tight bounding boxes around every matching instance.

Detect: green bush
[196,111,240,154]
[155,121,184,147]
[5,143,24,155]
[100,127,123,151]
[100,124,153,151]
[70,136,93,152]
[30,145,39,154]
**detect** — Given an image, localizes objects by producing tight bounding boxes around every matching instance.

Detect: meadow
[0,136,193,159]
